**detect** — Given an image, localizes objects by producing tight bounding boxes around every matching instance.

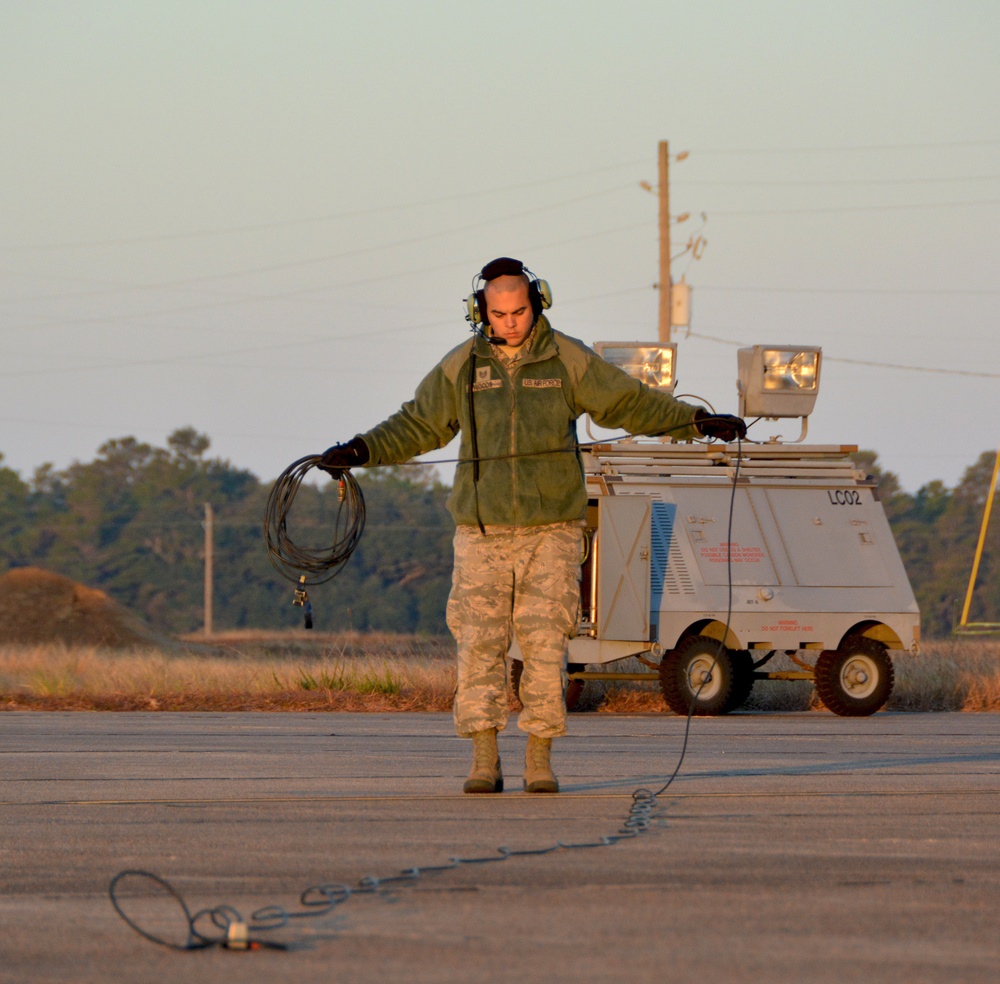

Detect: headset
[465,256,552,330]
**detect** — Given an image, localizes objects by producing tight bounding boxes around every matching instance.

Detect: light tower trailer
[562,439,920,716]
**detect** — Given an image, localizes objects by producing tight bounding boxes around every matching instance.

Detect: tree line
[851,448,998,636]
[0,429,454,636]
[0,429,996,638]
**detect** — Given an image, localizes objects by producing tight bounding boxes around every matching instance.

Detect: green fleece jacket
[360,316,701,527]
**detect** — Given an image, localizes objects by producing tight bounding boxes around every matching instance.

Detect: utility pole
[203,502,213,637]
[658,139,671,344]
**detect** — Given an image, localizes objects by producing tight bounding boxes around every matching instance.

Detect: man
[321,257,745,794]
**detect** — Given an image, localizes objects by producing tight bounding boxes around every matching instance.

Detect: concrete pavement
[1,710,998,983]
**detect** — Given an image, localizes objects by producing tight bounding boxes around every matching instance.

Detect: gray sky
[2,0,998,493]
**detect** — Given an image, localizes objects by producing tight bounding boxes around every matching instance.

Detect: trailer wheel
[659,637,738,716]
[814,637,894,717]
[509,660,585,711]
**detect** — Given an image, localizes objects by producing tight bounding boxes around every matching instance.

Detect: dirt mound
[0,567,175,648]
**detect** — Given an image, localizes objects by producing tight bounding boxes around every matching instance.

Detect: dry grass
[0,637,459,712]
[1,636,998,713]
[178,629,457,661]
[890,639,1000,712]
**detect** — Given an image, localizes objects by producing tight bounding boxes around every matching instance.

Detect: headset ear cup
[466,292,480,324]
[528,282,542,319]
[474,289,487,325]
[536,279,552,310]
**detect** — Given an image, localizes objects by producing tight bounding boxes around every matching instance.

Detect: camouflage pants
[447,522,584,739]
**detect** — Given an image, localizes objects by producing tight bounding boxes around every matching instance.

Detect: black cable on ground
[108,791,668,952]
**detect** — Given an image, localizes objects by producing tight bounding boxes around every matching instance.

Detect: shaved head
[483,273,530,299]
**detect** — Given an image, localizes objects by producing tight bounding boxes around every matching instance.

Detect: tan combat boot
[463,728,503,794]
[523,734,559,793]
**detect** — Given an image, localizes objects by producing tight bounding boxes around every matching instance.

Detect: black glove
[318,437,370,475]
[694,409,747,442]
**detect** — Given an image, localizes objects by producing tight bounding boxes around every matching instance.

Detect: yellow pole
[959,448,1000,627]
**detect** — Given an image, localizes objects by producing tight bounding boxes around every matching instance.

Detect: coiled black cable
[263,455,365,586]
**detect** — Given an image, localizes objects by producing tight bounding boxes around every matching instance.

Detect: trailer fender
[686,619,742,653]
[843,621,903,652]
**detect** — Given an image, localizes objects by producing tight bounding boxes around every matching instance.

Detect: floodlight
[737,345,822,418]
[594,342,677,393]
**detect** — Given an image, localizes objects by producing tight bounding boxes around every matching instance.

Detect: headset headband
[480,256,528,281]
[465,257,552,326]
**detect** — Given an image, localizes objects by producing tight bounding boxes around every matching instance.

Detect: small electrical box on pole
[671,279,691,328]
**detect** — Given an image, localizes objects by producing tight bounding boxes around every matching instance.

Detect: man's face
[484,277,534,347]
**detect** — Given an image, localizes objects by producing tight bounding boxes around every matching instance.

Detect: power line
[14,138,996,252]
[686,329,1000,379]
[691,138,1000,154]
[0,221,655,333]
[559,282,1000,300]
[824,355,1000,379]
[0,161,647,252]
[712,198,1000,216]
[697,284,1000,296]
[30,184,633,294]
[283,221,654,305]
[677,175,1000,187]
[8,190,995,316]
[4,138,997,253]
[4,260,994,348]
[0,319,446,378]
[7,307,997,381]
[557,285,653,306]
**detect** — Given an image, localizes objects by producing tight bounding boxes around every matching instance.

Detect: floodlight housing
[594,342,678,393]
[737,344,822,418]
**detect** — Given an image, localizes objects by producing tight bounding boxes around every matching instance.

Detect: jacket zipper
[496,355,520,525]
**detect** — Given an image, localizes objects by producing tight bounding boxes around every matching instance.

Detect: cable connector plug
[292,575,314,630]
[293,574,308,608]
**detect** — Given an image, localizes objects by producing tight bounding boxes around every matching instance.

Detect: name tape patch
[472,366,502,392]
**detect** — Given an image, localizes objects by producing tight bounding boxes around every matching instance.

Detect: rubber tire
[659,637,738,716]
[724,650,755,713]
[509,660,585,711]
[814,636,894,717]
